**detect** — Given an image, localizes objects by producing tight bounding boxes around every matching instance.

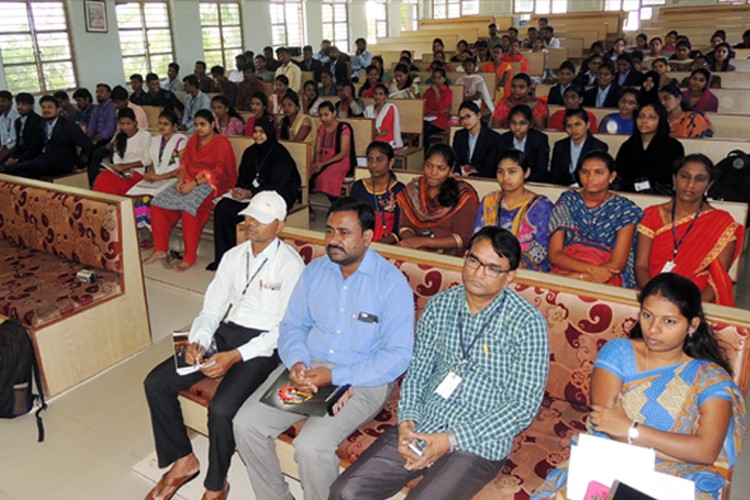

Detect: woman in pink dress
[311,101,356,200]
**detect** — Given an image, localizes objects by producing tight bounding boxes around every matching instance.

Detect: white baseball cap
[238,191,287,224]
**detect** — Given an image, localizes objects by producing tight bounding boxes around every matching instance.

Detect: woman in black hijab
[638,70,660,106]
[207,115,301,270]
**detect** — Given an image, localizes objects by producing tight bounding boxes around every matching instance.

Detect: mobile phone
[407,439,427,457]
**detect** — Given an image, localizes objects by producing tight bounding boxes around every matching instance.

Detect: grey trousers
[329,426,505,500]
[233,363,394,500]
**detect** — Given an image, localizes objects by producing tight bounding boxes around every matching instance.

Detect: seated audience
[604,37,628,64]
[335,79,365,118]
[319,68,337,97]
[143,110,236,271]
[330,226,548,500]
[211,95,244,136]
[734,29,750,49]
[194,60,216,93]
[228,53,246,82]
[615,102,685,194]
[549,150,642,287]
[274,46,301,93]
[533,273,745,499]
[541,25,560,49]
[422,68,452,145]
[583,62,620,108]
[548,84,598,133]
[371,55,391,87]
[651,58,678,89]
[350,141,405,242]
[576,53,603,87]
[144,73,184,114]
[598,87,638,135]
[72,88,93,128]
[211,66,238,107]
[636,154,743,306]
[233,197,414,500]
[502,39,528,74]
[474,150,553,272]
[351,37,373,80]
[456,57,495,113]
[134,110,187,232]
[451,39,469,61]
[358,65,381,99]
[647,36,664,60]
[313,39,331,64]
[0,90,19,164]
[395,144,479,256]
[492,73,548,129]
[668,40,695,72]
[297,45,323,82]
[634,32,649,51]
[254,55,274,83]
[638,70,661,106]
[87,83,116,147]
[364,85,403,149]
[615,53,645,87]
[92,108,152,196]
[498,104,550,182]
[630,50,646,72]
[429,51,453,72]
[243,91,272,137]
[453,101,502,178]
[482,46,512,101]
[268,75,290,115]
[659,84,713,138]
[235,63,267,112]
[161,62,184,93]
[663,30,679,53]
[129,74,147,105]
[53,90,76,121]
[311,101,356,199]
[301,80,324,116]
[112,85,148,130]
[143,191,304,500]
[549,108,608,186]
[2,95,91,180]
[547,60,576,106]
[389,63,420,99]
[709,42,735,72]
[279,91,313,143]
[328,46,350,83]
[178,75,211,133]
[209,116,300,270]
[683,68,719,113]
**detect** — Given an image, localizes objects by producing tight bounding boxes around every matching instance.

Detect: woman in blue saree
[533,273,746,500]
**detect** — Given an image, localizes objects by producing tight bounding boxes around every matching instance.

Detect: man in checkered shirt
[330,226,549,500]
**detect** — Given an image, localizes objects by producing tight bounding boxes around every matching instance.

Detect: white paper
[638,472,695,500]
[126,178,177,196]
[219,190,253,203]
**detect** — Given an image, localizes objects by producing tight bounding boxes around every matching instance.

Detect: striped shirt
[398,285,549,461]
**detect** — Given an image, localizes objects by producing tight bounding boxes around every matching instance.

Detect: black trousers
[87,144,112,187]
[143,322,280,491]
[329,426,505,500]
[3,157,72,179]
[212,197,249,266]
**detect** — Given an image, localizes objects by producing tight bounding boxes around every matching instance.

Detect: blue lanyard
[457,300,503,362]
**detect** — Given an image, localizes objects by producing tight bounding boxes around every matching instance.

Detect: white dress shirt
[0,108,19,148]
[189,238,305,361]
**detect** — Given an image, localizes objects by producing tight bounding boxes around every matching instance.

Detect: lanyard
[671,201,703,259]
[370,177,392,231]
[255,143,275,176]
[241,240,280,296]
[457,302,503,362]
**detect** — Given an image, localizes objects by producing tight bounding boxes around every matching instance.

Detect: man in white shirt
[541,26,561,49]
[144,191,305,500]
[351,37,373,81]
[228,54,247,83]
[314,39,332,65]
[274,46,302,93]
[161,62,184,93]
[0,90,19,164]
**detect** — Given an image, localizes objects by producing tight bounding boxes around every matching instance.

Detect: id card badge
[634,180,651,192]
[252,177,261,188]
[661,260,676,273]
[435,371,462,399]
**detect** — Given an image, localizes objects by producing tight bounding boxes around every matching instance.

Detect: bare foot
[143,251,167,265]
[175,260,193,272]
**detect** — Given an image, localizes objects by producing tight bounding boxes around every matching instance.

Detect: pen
[483,344,489,357]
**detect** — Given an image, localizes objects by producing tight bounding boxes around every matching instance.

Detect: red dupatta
[642,208,743,306]
[397,176,478,228]
[181,134,237,197]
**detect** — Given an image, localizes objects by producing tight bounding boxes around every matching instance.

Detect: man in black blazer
[5,93,43,166]
[615,53,645,87]
[2,95,92,179]
[583,62,620,108]
[498,128,550,183]
[549,109,608,186]
[452,101,502,179]
[329,46,350,84]
[296,45,323,83]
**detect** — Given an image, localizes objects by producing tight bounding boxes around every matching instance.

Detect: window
[199,1,243,69]
[432,0,479,19]
[366,0,388,43]
[401,0,418,32]
[115,1,173,78]
[270,0,305,49]
[0,1,77,94]
[322,0,348,51]
[514,0,568,14]
[604,0,665,32]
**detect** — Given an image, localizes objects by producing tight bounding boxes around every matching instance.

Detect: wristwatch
[447,430,459,453]
[627,420,640,444]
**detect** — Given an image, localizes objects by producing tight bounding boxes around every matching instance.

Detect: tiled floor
[1,226,749,499]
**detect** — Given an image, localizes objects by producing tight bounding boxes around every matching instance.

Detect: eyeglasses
[619,99,638,105]
[464,253,511,279]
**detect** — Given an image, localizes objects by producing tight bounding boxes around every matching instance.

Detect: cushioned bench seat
[0,239,122,328]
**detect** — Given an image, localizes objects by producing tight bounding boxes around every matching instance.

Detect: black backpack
[708,150,750,206]
[0,319,47,442]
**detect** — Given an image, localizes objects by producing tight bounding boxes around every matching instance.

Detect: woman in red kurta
[422,67,453,145]
[143,110,237,271]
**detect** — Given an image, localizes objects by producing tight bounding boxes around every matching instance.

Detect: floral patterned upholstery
[182,237,749,499]
[0,181,123,273]
[0,239,123,328]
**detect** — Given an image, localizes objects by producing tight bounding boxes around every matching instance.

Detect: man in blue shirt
[178,75,211,133]
[330,227,549,500]
[234,197,414,500]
